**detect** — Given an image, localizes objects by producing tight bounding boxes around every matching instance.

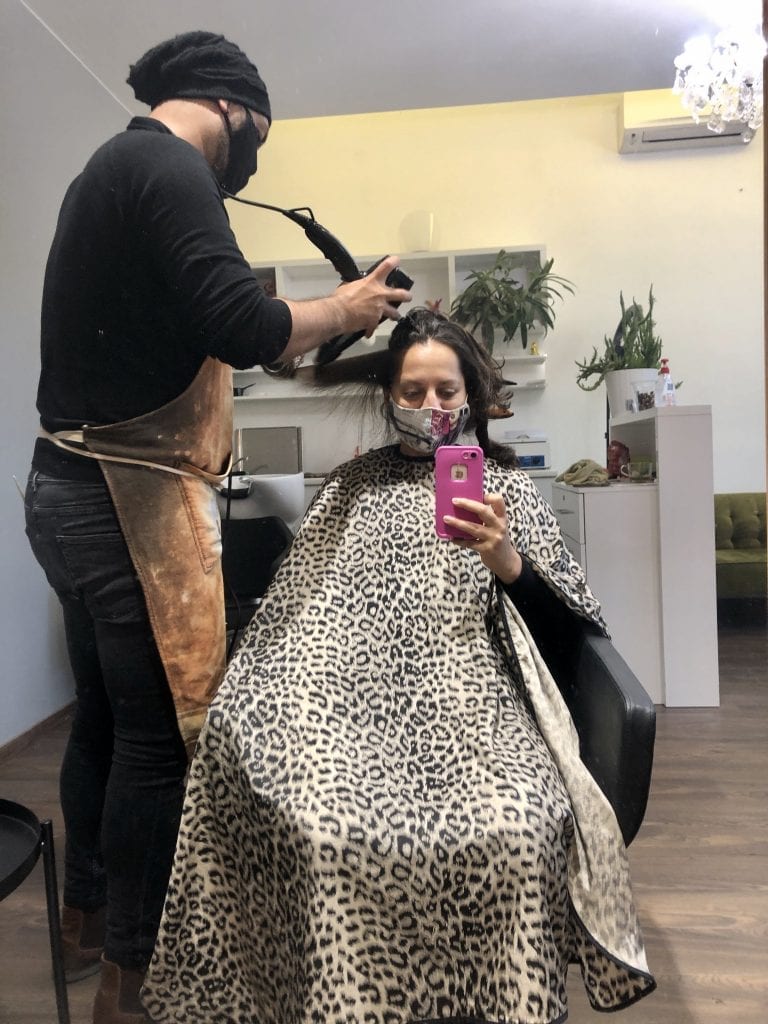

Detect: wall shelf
[498,351,547,390]
[502,354,547,365]
[235,388,364,402]
[609,404,710,428]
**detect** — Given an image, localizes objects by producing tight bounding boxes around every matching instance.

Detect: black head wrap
[127,30,271,123]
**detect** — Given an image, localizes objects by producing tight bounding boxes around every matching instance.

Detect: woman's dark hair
[313,307,517,466]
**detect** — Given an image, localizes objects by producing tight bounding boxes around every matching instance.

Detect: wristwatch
[262,354,304,378]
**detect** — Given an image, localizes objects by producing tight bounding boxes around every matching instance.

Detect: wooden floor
[1,623,766,1024]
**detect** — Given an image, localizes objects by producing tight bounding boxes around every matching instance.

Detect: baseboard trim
[0,703,74,764]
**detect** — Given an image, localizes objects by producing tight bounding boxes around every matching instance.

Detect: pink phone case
[435,445,485,539]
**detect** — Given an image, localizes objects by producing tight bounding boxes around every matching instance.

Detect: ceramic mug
[620,460,655,482]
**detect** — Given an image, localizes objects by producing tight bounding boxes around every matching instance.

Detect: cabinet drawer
[551,485,585,544]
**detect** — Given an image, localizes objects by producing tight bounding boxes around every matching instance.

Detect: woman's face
[390,339,468,410]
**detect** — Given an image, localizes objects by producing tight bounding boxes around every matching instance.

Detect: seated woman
[143,309,655,1024]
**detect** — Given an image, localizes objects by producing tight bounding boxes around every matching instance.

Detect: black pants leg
[25,471,188,972]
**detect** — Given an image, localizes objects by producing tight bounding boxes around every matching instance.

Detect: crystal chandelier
[673,25,766,140]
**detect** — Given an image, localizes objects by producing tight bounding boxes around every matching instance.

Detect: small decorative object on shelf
[254,269,277,297]
[619,459,656,483]
[450,251,574,352]
[633,380,656,411]
[233,379,260,397]
[606,439,630,479]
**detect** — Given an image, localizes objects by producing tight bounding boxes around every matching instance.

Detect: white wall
[0,2,129,745]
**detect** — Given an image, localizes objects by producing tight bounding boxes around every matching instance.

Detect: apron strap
[38,427,232,485]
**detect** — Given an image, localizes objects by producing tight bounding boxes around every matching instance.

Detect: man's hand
[336,255,413,337]
[281,255,412,359]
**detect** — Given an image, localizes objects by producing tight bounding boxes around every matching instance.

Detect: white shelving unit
[233,369,364,402]
[499,353,547,391]
[234,245,555,483]
[552,405,719,708]
[234,245,550,401]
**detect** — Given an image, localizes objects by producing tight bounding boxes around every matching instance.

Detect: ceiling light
[673,24,766,139]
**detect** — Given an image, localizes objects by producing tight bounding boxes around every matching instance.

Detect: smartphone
[435,445,485,540]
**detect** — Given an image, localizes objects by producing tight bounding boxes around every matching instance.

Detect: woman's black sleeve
[501,556,598,683]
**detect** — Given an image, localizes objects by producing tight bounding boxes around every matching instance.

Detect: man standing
[24,30,410,1024]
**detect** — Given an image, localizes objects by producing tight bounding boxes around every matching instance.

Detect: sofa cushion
[714,493,766,551]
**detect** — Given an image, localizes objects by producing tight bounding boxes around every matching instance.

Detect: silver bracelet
[262,354,304,379]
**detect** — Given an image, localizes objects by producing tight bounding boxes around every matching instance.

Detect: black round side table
[0,798,70,1023]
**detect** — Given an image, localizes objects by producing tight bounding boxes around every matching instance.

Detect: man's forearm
[276,256,411,363]
[280,296,348,360]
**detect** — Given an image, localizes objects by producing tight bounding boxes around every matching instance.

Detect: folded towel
[555,459,609,487]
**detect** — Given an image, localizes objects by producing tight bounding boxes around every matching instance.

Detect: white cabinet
[552,405,719,708]
[552,480,664,703]
[527,472,556,506]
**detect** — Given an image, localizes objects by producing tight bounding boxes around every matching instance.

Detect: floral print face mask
[388,400,471,454]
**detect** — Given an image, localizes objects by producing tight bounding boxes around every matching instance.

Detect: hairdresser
[23,29,411,1024]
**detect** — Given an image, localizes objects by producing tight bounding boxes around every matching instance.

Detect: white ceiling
[20,0,763,120]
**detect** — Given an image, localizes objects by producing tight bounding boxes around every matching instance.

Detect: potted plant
[450,251,574,352]
[576,288,664,416]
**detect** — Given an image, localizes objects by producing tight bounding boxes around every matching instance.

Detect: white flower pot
[605,368,658,418]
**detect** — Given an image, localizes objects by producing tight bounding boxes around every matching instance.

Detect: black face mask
[218,108,260,195]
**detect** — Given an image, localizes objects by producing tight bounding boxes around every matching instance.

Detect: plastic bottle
[655,358,677,407]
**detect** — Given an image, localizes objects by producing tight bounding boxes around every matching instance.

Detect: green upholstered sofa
[714,493,767,606]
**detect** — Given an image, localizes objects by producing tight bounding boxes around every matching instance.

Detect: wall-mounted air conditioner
[617,91,754,154]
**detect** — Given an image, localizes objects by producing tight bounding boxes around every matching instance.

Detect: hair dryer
[223,193,412,367]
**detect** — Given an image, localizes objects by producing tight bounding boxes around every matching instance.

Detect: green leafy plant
[576,288,663,391]
[450,251,575,352]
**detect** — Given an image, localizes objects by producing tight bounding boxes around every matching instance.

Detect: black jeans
[24,471,188,972]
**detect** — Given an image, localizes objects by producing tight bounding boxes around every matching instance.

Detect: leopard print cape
[143,446,655,1023]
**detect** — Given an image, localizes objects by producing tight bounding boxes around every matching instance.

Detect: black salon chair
[564,628,655,845]
[0,799,69,1023]
[546,624,656,846]
[501,572,655,846]
[221,515,294,655]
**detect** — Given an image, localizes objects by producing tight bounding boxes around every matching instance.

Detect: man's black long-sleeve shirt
[36,117,291,447]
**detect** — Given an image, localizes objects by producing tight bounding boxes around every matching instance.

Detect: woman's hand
[443,492,522,584]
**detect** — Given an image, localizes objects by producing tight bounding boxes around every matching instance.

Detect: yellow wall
[229,91,764,490]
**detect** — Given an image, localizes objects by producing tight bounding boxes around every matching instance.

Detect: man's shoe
[61,904,106,982]
[92,958,152,1023]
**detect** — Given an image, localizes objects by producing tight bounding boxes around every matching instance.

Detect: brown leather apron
[42,357,233,758]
